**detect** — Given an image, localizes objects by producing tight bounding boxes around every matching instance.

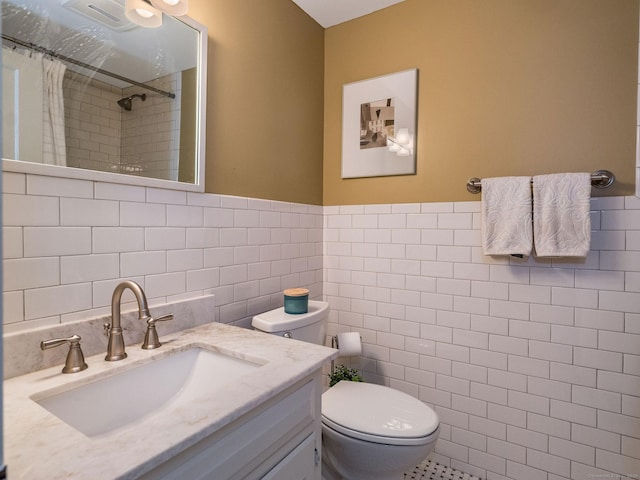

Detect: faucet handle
[142,313,173,350]
[41,334,89,374]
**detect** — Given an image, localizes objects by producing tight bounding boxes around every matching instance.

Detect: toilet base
[321,422,439,480]
[320,460,341,480]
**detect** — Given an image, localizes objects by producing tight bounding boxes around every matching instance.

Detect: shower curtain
[42,56,67,166]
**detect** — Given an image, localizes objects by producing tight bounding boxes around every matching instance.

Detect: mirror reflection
[2,0,204,186]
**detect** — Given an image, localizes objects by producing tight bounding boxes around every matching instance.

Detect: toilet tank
[251,301,329,345]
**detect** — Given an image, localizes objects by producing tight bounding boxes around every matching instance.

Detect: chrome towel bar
[466,170,615,194]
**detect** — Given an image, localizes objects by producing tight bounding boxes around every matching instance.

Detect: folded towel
[481,176,533,256]
[533,172,591,257]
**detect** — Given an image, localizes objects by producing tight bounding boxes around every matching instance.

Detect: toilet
[252,300,440,480]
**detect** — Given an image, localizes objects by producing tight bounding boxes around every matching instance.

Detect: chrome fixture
[105,281,152,361]
[125,0,189,28]
[41,334,88,373]
[466,169,616,194]
[117,93,146,111]
[142,313,174,349]
[1,35,176,99]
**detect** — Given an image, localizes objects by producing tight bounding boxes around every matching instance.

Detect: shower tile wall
[63,72,180,180]
[63,75,122,173]
[2,172,323,332]
[121,74,181,181]
[324,198,640,480]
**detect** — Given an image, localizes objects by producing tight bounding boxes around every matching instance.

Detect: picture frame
[341,68,418,179]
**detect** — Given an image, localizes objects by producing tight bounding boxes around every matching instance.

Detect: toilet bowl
[321,381,439,480]
[251,300,440,480]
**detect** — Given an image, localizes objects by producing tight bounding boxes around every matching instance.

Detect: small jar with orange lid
[283,288,309,314]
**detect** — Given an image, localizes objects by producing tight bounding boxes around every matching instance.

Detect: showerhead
[117,93,146,111]
[117,97,132,111]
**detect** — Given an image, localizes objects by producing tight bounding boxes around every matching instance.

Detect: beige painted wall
[189,0,325,205]
[324,0,639,205]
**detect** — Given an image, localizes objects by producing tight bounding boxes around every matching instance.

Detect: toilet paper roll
[336,332,362,357]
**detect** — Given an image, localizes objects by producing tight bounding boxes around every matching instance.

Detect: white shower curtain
[42,57,67,166]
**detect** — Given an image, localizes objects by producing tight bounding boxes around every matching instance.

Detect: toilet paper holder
[330,332,362,374]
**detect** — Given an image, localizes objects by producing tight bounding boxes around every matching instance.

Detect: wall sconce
[125,0,188,28]
[387,128,414,156]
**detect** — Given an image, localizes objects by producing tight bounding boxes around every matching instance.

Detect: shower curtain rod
[1,34,175,99]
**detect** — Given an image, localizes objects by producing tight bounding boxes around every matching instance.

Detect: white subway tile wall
[63,75,122,173]
[2,172,323,332]
[4,171,640,479]
[121,74,181,181]
[324,198,640,480]
[63,72,181,180]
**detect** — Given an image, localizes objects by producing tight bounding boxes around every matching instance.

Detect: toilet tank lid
[321,381,439,439]
[251,300,329,332]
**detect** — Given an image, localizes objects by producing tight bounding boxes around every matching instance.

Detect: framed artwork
[341,68,417,179]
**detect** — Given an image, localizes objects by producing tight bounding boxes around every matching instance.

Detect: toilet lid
[321,381,439,446]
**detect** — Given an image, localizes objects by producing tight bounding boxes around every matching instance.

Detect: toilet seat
[321,381,439,446]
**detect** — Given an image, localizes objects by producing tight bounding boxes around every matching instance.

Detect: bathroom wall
[188,0,325,205]
[324,196,640,479]
[323,0,639,205]
[2,172,323,333]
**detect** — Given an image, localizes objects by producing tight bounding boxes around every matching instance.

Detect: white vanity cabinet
[141,373,323,480]
[5,322,337,480]
[261,433,317,479]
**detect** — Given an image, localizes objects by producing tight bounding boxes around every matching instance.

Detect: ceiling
[2,0,198,85]
[290,0,407,28]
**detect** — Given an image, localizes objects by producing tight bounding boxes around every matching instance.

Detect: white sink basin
[33,347,262,437]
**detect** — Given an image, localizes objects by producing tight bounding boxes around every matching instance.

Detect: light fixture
[387,128,414,156]
[125,0,188,28]
[150,0,188,17]
[125,0,162,27]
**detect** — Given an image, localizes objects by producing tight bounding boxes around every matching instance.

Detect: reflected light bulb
[136,8,154,17]
[396,128,410,145]
[125,0,163,27]
[150,0,188,16]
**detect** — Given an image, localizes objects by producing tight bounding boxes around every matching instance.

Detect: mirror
[1,0,207,191]
[637,13,640,199]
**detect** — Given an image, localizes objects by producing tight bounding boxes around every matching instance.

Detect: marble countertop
[4,322,337,480]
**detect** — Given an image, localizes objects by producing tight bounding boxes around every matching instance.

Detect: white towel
[533,172,591,257]
[481,176,533,257]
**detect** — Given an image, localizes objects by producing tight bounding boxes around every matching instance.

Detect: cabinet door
[261,434,317,480]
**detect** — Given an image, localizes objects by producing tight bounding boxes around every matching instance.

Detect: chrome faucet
[41,334,88,373]
[105,281,152,361]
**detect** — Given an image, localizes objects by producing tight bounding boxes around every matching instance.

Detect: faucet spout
[105,281,151,361]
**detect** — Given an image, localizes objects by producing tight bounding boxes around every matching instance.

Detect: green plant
[328,364,364,387]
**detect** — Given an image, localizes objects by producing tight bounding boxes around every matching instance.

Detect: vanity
[4,321,337,479]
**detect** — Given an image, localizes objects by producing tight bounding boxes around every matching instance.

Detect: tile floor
[404,460,481,480]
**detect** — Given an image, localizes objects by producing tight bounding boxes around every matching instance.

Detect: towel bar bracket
[466,178,482,194]
[466,170,615,194]
[590,170,615,189]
